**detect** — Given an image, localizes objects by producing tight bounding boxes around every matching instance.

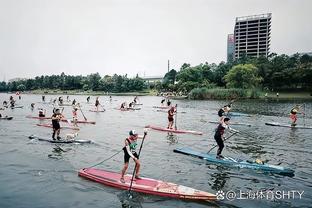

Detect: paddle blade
[117,191,143,208]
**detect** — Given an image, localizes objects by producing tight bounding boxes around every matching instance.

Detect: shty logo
[216,190,225,200]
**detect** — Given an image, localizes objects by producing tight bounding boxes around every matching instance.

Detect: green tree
[224,64,262,89]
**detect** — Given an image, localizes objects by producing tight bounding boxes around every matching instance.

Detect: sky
[0,0,311,81]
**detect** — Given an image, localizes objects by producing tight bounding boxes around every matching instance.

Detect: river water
[0,93,311,208]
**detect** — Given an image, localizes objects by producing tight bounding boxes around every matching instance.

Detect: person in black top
[51,108,63,140]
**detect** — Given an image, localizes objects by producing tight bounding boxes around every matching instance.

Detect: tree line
[158,53,312,93]
[0,72,146,93]
[1,53,311,94]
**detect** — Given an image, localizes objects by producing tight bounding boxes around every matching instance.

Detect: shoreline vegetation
[3,89,311,100]
[1,53,311,100]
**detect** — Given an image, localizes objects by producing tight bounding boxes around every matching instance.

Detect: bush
[189,88,249,100]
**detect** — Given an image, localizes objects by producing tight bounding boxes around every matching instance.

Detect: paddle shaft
[175,104,178,130]
[128,132,147,195]
[207,131,238,153]
[78,104,87,121]
[59,107,71,125]
[99,103,105,111]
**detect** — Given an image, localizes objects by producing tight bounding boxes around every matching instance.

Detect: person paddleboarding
[95,97,100,112]
[72,107,79,127]
[167,106,176,129]
[51,108,63,140]
[290,105,304,126]
[218,103,232,122]
[38,108,46,117]
[214,117,236,159]
[120,130,146,183]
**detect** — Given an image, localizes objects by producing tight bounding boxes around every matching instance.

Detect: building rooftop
[236,13,272,22]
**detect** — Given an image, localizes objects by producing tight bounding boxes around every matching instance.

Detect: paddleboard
[153,106,170,109]
[265,122,312,129]
[174,147,294,176]
[26,116,96,124]
[209,121,251,127]
[89,110,105,112]
[28,135,91,144]
[145,125,203,135]
[0,116,13,120]
[227,112,251,117]
[10,106,24,109]
[78,168,216,201]
[36,124,80,130]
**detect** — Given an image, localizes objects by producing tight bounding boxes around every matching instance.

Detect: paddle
[303,103,306,126]
[174,104,178,130]
[60,107,72,126]
[78,103,87,121]
[99,104,106,112]
[207,131,239,154]
[128,130,148,198]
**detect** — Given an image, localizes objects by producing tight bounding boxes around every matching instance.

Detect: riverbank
[21,89,157,96]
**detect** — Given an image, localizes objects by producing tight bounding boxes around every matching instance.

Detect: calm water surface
[0,93,311,208]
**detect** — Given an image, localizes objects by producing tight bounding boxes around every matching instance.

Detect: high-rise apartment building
[234,13,271,59]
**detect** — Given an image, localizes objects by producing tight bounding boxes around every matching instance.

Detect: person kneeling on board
[120,130,145,183]
[51,108,63,140]
[214,117,237,159]
[38,108,46,117]
[167,106,176,129]
[290,105,304,126]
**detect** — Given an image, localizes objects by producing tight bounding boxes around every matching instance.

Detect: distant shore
[1,90,312,100]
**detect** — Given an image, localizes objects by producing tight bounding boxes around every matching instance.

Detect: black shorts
[124,150,139,164]
[214,134,224,147]
[168,117,174,122]
[52,122,60,130]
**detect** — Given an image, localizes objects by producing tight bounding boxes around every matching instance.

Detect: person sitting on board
[218,104,231,122]
[129,102,135,109]
[42,95,45,102]
[161,98,166,106]
[66,96,70,102]
[109,96,112,102]
[167,106,176,129]
[95,97,100,111]
[72,107,78,127]
[30,103,35,110]
[72,99,76,106]
[120,130,144,183]
[3,100,8,107]
[167,99,171,107]
[86,96,90,103]
[51,108,63,140]
[38,108,46,117]
[10,99,15,108]
[290,105,304,126]
[214,117,236,159]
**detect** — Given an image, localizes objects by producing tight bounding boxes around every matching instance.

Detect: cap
[129,130,137,136]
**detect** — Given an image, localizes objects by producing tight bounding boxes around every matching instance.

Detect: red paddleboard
[78,168,216,201]
[36,124,80,130]
[26,116,96,125]
[145,125,203,135]
[26,116,51,120]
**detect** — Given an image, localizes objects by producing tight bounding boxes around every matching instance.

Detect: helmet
[129,130,137,136]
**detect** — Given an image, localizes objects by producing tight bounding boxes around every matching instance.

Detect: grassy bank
[23,89,156,96]
[188,87,312,100]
